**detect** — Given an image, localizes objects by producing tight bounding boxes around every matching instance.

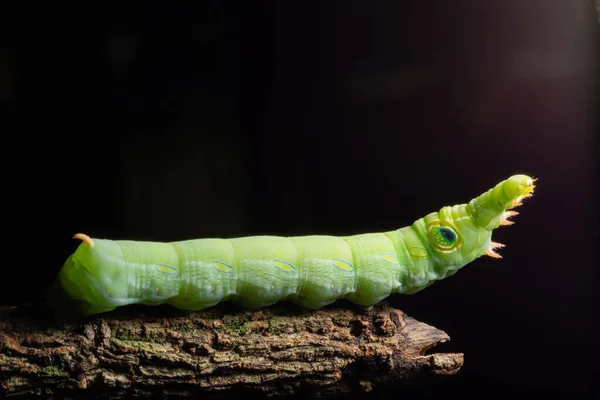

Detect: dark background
[1,1,598,399]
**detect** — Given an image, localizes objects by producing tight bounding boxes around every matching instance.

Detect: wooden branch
[0,302,463,398]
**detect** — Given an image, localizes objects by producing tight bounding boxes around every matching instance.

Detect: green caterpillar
[48,174,535,318]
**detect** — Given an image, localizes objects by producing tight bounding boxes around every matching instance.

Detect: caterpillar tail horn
[73,233,94,247]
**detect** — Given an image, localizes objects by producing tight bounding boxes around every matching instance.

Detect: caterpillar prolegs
[48,175,535,318]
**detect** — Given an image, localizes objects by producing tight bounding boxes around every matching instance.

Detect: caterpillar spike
[499,211,519,226]
[486,242,506,259]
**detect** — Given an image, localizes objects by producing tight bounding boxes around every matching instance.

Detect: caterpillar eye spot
[426,221,461,252]
[439,227,456,242]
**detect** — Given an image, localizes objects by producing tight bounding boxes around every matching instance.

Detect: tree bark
[0,302,463,398]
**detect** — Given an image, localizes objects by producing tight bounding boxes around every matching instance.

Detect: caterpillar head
[420,174,535,278]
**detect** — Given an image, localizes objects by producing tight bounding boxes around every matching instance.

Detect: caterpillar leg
[167,297,220,312]
[79,302,117,317]
[232,297,280,310]
[289,296,336,310]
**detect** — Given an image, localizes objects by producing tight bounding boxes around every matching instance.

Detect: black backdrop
[1,1,598,399]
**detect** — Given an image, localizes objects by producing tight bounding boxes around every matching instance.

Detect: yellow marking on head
[155,264,177,274]
[331,258,354,271]
[273,260,295,272]
[380,252,399,264]
[213,261,234,272]
[73,233,94,247]
[408,246,429,258]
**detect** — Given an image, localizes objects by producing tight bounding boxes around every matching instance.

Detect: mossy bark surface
[0,302,463,398]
